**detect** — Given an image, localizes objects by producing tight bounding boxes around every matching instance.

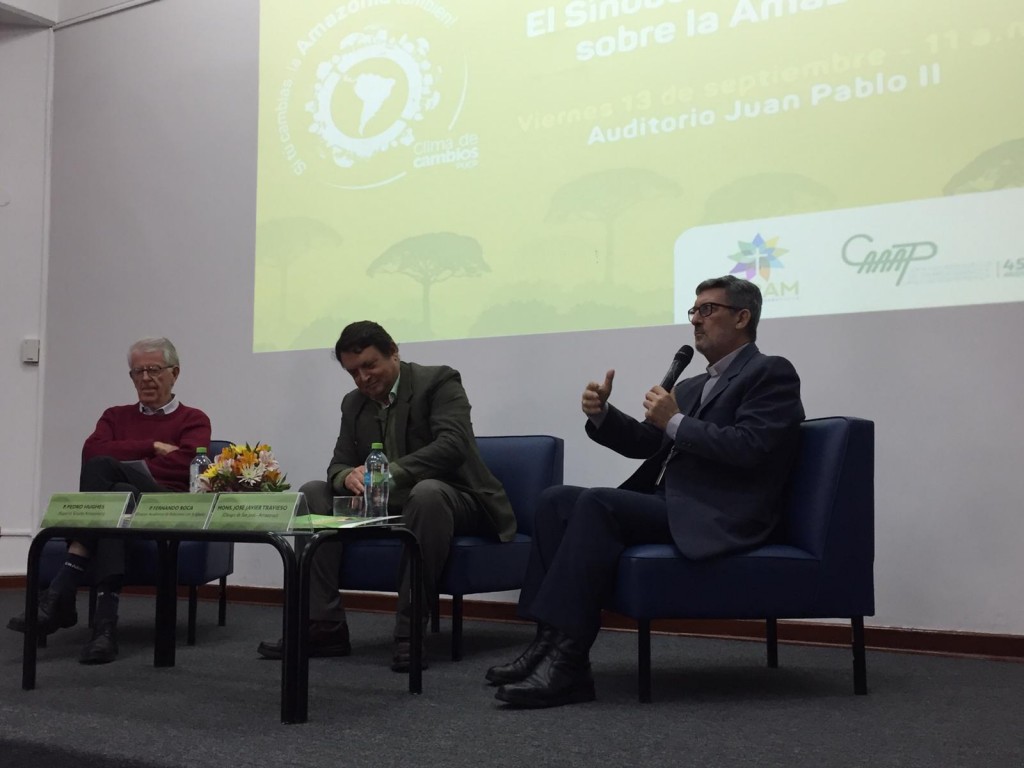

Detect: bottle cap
[371,442,384,450]
[196,447,207,454]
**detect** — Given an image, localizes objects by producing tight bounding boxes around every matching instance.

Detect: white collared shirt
[139,395,180,416]
[665,343,749,438]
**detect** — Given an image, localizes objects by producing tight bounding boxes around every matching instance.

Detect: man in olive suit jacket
[257,321,515,671]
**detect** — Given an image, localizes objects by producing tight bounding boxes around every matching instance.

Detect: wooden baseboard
[3,575,1021,661]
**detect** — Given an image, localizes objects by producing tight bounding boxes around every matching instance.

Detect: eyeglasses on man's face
[687,302,741,320]
[129,364,175,380]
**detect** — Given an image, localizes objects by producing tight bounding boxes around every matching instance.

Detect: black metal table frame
[21,524,424,725]
[21,526,301,722]
[296,526,423,722]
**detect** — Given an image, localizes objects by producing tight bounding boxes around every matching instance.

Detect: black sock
[94,580,122,624]
[48,553,90,596]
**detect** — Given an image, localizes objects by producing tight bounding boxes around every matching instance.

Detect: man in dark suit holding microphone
[488,275,805,708]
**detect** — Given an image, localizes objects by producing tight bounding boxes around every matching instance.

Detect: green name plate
[41,493,133,529]
[131,493,217,530]
[207,493,302,532]
[292,513,402,530]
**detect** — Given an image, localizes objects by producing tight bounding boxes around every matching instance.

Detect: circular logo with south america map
[307,30,441,169]
[274,3,474,190]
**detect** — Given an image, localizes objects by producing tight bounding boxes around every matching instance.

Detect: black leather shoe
[486,625,555,685]
[7,589,78,635]
[391,639,429,673]
[256,637,285,660]
[494,631,595,708]
[79,619,118,665]
[257,621,351,660]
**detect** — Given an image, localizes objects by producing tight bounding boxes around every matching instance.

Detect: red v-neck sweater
[81,404,212,491]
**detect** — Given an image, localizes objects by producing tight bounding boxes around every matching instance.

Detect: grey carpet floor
[0,590,1021,768]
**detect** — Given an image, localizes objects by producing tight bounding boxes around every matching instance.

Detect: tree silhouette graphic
[701,173,835,224]
[546,168,682,283]
[944,138,1024,196]
[367,232,488,335]
[256,217,344,325]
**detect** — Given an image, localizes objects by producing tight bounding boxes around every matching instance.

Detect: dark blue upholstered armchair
[337,434,564,660]
[37,440,236,646]
[608,417,875,702]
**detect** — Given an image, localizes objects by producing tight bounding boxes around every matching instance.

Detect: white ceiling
[0,6,49,26]
[0,8,47,25]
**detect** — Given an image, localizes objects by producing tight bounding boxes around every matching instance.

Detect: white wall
[0,25,50,573]
[7,0,1024,637]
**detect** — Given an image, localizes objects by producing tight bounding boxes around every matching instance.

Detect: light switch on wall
[21,338,40,364]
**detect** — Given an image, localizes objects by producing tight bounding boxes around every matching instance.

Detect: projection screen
[254,0,1024,352]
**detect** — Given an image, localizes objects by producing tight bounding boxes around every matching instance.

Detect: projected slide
[254,0,1024,351]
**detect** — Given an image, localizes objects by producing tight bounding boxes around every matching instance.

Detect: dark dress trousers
[519,344,805,647]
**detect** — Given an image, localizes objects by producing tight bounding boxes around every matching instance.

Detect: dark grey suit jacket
[326,360,516,542]
[586,344,804,559]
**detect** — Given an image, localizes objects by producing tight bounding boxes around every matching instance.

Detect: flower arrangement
[197,442,291,493]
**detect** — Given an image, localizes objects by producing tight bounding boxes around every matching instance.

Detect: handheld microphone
[659,345,694,390]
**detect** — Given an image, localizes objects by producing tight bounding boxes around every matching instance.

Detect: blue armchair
[37,440,235,646]
[337,434,564,660]
[608,417,875,701]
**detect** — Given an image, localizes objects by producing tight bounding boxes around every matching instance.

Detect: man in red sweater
[8,337,211,664]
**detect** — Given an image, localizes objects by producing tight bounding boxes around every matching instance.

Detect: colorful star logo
[728,233,787,280]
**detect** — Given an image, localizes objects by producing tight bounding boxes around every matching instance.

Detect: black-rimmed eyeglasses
[129,365,175,380]
[686,302,741,320]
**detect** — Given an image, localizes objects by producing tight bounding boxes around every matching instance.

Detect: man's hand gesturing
[582,370,615,416]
